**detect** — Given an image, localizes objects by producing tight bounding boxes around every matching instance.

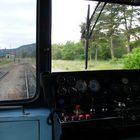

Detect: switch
[85,114,90,120]
[90,108,95,114]
[71,115,77,121]
[64,115,69,122]
[101,108,108,112]
[78,114,84,120]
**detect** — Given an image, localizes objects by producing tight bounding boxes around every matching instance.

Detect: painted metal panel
[0,121,39,140]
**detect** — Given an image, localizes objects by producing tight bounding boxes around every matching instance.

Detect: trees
[120,5,140,53]
[123,47,140,69]
[52,41,84,60]
[80,3,140,60]
[51,3,140,67]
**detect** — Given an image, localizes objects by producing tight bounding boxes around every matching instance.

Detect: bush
[123,47,140,69]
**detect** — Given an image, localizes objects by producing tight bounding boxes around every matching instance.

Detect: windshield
[52,0,140,72]
[0,0,36,101]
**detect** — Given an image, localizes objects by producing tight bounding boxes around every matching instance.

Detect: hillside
[0,43,36,58]
[15,43,36,57]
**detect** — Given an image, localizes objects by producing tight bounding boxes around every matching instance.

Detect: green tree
[120,5,140,53]
[52,44,62,60]
[123,47,140,69]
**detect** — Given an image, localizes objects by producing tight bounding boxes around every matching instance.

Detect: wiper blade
[85,4,90,69]
[81,2,101,39]
[84,2,106,69]
[89,2,107,38]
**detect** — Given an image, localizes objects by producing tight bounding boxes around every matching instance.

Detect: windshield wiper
[83,2,107,69]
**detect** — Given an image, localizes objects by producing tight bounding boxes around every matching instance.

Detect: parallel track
[25,67,36,98]
[0,71,9,80]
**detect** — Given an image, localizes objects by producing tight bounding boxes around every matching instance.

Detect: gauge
[123,85,131,94]
[131,82,140,93]
[57,86,67,96]
[56,76,65,85]
[89,80,100,92]
[75,80,87,93]
[110,83,121,93]
[122,77,129,84]
[68,87,77,95]
[67,76,76,85]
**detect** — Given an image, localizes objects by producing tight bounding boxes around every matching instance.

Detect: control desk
[46,70,140,140]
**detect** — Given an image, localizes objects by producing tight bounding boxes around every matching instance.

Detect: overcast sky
[52,0,96,44]
[0,0,96,49]
[0,0,36,49]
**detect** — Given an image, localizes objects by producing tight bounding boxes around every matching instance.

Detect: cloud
[0,0,36,49]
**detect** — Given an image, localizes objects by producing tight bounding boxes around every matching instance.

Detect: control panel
[47,70,140,139]
[50,70,140,123]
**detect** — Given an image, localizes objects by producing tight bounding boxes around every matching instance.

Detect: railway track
[25,67,36,99]
[0,71,9,80]
[0,63,36,100]
[25,71,29,98]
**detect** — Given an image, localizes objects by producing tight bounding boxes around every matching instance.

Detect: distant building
[5,53,16,59]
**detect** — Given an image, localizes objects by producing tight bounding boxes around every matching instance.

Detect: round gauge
[75,80,87,93]
[110,83,121,93]
[131,82,140,93]
[89,80,100,92]
[57,86,67,96]
[122,77,129,84]
[67,76,76,85]
[56,76,65,85]
[68,87,77,95]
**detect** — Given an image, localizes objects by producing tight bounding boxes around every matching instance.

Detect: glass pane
[52,0,140,72]
[0,0,36,101]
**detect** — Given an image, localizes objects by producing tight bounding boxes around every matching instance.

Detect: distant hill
[15,43,36,57]
[0,43,36,58]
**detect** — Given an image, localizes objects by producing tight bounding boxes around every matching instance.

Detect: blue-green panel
[0,121,39,140]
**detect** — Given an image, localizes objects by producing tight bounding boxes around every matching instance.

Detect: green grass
[52,60,124,72]
[0,59,13,66]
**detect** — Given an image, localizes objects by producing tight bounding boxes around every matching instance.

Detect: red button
[78,114,84,120]
[85,114,90,119]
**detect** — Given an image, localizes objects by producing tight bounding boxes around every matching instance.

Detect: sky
[52,0,96,44]
[0,0,96,49]
[0,0,36,49]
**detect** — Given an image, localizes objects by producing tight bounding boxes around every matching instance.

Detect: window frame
[0,0,52,106]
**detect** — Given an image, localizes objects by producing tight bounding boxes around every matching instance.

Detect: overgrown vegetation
[0,59,13,66]
[123,47,140,69]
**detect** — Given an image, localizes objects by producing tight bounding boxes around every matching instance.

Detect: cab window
[0,0,36,101]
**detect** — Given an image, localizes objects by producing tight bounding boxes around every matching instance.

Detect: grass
[52,59,124,72]
[0,59,13,66]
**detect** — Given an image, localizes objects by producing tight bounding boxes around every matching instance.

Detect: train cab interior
[0,0,140,140]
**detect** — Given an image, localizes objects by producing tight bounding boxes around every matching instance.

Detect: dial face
[67,76,76,85]
[56,76,65,85]
[75,80,87,93]
[89,80,100,92]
